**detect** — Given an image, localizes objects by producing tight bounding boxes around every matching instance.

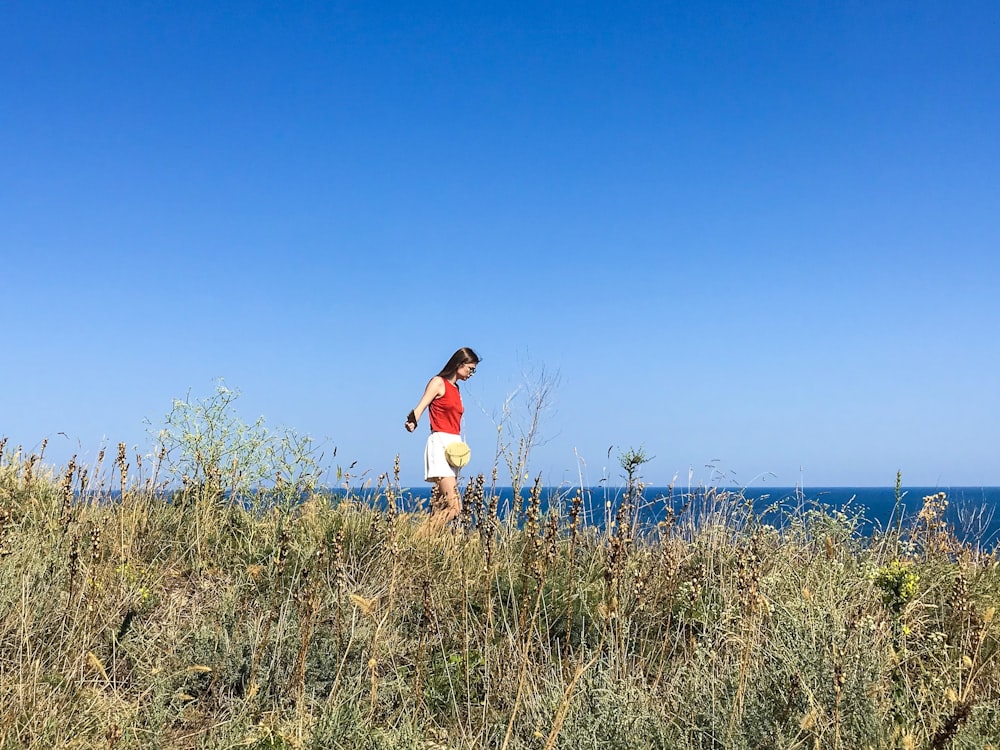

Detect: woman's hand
[405,411,418,432]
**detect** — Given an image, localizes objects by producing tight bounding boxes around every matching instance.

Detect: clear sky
[2,1,998,489]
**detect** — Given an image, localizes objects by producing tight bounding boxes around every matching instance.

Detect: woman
[405,347,480,528]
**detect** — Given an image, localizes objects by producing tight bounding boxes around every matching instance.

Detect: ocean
[380,484,1000,548]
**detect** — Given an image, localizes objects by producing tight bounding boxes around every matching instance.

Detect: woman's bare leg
[419,476,461,535]
[434,476,462,523]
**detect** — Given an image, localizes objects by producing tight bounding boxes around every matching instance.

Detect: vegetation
[0,394,998,749]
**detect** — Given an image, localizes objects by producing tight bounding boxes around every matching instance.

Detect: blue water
[376,484,1000,548]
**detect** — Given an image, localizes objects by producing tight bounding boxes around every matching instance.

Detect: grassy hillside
[1,434,998,750]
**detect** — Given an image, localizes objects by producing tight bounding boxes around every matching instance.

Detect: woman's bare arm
[405,376,446,432]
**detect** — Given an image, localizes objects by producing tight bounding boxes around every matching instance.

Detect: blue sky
[2,1,998,488]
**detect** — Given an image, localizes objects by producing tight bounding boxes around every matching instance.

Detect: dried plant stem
[543,652,599,750]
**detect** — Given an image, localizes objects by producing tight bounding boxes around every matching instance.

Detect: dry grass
[1,441,998,749]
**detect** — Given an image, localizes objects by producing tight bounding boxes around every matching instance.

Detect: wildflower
[873,560,919,612]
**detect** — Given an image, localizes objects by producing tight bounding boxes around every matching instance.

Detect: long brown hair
[437,347,481,380]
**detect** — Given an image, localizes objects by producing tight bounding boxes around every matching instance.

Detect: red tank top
[428,379,463,434]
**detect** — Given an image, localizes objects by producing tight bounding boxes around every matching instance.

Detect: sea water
[375,484,1000,548]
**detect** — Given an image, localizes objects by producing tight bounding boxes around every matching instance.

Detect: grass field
[1,423,998,749]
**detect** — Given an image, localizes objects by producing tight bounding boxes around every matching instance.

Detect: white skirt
[424,431,462,481]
